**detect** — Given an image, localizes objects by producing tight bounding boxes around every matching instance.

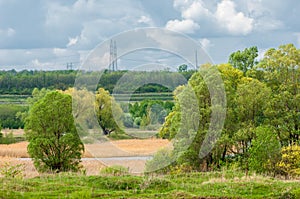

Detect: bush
[277,145,300,178]
[0,131,16,144]
[249,126,281,175]
[100,165,129,176]
[123,113,134,128]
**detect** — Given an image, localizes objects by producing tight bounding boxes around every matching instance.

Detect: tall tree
[258,44,300,145]
[229,46,258,75]
[25,91,84,172]
[95,88,124,135]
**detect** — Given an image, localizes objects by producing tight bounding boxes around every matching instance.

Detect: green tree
[95,88,124,135]
[258,44,300,145]
[178,64,188,72]
[25,91,84,172]
[228,46,258,75]
[249,126,281,175]
[16,88,50,125]
[233,77,271,173]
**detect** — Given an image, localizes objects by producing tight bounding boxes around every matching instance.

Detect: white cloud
[257,48,268,61]
[215,0,254,35]
[170,0,254,36]
[173,0,195,11]
[138,15,153,25]
[166,19,200,34]
[30,59,56,70]
[67,36,79,47]
[199,38,212,51]
[45,0,156,49]
[0,27,15,37]
[53,48,67,56]
[181,1,211,20]
[246,0,283,31]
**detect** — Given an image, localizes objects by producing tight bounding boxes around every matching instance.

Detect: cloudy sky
[0,0,299,70]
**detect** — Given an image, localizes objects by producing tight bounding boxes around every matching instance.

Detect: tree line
[0,69,195,95]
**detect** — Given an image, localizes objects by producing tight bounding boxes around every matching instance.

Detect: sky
[0,0,299,70]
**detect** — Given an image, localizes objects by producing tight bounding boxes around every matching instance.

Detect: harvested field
[0,139,170,158]
[0,157,106,178]
[0,138,170,176]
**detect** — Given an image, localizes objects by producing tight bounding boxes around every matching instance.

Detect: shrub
[100,165,129,176]
[0,131,16,144]
[277,145,300,178]
[0,163,24,179]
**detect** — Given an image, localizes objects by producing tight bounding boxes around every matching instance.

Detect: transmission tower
[109,40,118,71]
[66,62,73,70]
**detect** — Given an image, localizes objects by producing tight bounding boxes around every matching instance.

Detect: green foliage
[178,64,188,72]
[0,70,196,95]
[229,46,258,74]
[99,165,129,176]
[95,88,124,135]
[277,145,300,177]
[0,163,24,178]
[258,44,300,146]
[69,189,92,199]
[25,91,84,173]
[145,148,173,173]
[0,104,27,129]
[249,126,281,174]
[129,100,174,129]
[1,171,300,198]
[0,70,77,95]
[123,113,134,128]
[0,131,16,144]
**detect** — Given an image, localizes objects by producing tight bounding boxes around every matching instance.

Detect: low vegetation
[0,170,300,198]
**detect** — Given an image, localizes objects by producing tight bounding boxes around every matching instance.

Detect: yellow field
[0,131,170,176]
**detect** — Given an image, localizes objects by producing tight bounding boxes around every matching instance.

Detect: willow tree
[25,91,84,172]
[95,88,124,135]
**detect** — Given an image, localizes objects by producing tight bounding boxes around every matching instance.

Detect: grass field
[1,170,300,198]
[0,94,29,104]
[100,92,173,102]
[0,93,174,105]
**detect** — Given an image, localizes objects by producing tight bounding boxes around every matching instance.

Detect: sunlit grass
[0,170,299,198]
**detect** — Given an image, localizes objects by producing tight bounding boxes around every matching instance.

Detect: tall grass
[0,169,299,198]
